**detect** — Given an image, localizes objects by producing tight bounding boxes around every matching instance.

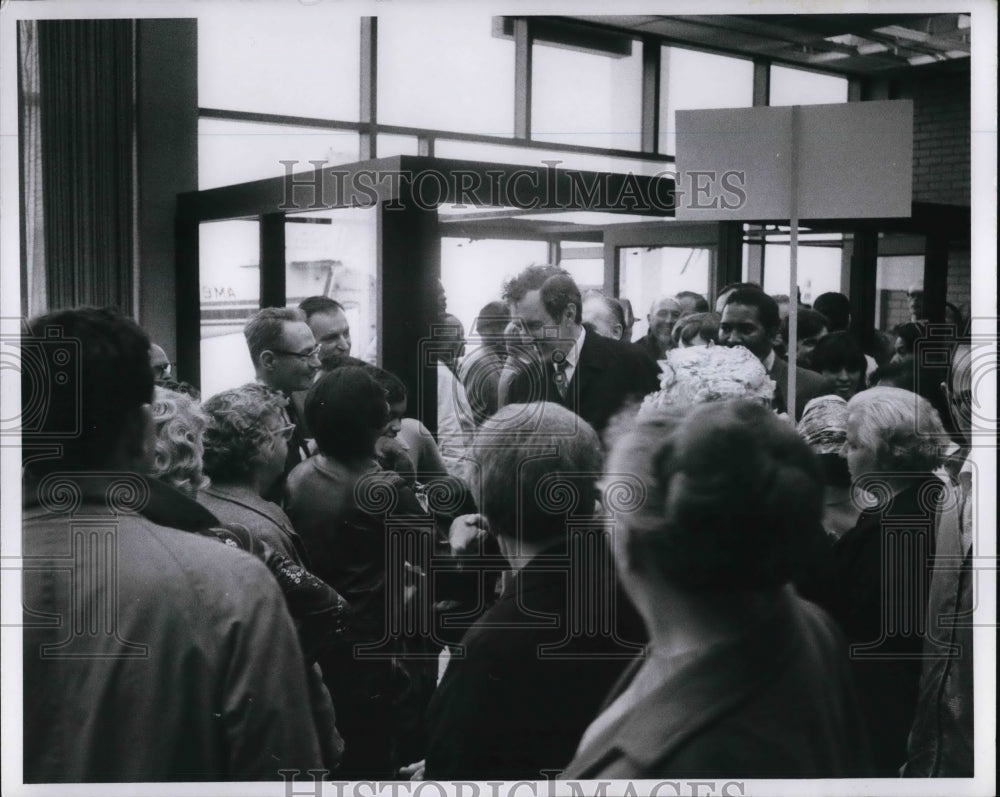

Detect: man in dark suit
[500,265,659,436]
[424,402,645,781]
[719,287,830,420]
[633,295,683,363]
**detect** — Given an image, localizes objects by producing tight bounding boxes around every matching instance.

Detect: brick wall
[881,290,911,332]
[905,62,971,206]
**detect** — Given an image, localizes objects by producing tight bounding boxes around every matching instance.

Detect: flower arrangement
[639,345,776,415]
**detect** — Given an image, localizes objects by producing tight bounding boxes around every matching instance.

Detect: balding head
[648,296,682,354]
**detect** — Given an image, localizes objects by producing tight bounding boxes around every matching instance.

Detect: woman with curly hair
[812,386,948,776]
[149,386,348,769]
[198,383,305,563]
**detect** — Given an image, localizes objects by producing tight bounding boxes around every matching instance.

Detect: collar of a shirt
[556,325,585,371]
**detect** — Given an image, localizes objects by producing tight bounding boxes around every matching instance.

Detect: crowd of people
[20,264,975,783]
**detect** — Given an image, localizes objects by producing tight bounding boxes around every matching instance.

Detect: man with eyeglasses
[244,307,321,497]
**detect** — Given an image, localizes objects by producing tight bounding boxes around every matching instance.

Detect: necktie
[553,359,568,399]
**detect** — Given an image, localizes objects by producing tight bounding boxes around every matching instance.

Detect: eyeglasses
[153,363,172,378]
[273,424,297,442]
[269,345,321,361]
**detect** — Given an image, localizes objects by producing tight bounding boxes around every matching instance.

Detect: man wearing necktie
[244,307,321,500]
[500,265,658,437]
[904,342,975,777]
[719,287,830,421]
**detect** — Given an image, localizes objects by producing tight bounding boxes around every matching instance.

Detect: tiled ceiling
[566,14,971,75]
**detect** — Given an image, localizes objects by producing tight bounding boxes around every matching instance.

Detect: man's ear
[563,302,577,325]
[612,324,624,340]
[258,351,275,371]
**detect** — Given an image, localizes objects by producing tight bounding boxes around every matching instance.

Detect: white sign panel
[675,100,913,221]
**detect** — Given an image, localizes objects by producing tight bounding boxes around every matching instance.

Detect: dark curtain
[37,20,136,313]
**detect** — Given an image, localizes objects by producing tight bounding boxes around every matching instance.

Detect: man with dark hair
[244,307,319,483]
[675,290,710,315]
[22,308,322,781]
[424,402,645,780]
[780,308,829,368]
[720,287,830,420]
[813,292,851,332]
[582,292,626,341]
[714,281,762,314]
[501,265,658,436]
[299,295,352,364]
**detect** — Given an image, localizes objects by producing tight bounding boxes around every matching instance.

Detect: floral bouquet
[639,345,776,416]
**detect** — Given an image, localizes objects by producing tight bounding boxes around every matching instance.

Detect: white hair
[846,387,945,472]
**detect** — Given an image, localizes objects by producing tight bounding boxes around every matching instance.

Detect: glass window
[377,134,419,158]
[441,238,548,338]
[659,46,754,155]
[532,40,643,152]
[761,237,844,305]
[769,65,848,106]
[875,254,924,332]
[378,14,515,136]
[199,220,260,398]
[199,119,359,190]
[198,9,360,120]
[285,207,378,362]
[619,246,713,340]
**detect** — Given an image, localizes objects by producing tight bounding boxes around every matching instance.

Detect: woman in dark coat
[563,401,872,780]
[822,386,948,775]
[285,367,436,779]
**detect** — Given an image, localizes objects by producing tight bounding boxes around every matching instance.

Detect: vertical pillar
[378,188,441,435]
[136,19,198,359]
[514,18,532,140]
[359,17,377,160]
[849,229,878,349]
[174,207,200,388]
[259,213,286,308]
[714,222,743,300]
[923,234,948,324]
[640,38,661,154]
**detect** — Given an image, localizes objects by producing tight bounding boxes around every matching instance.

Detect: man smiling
[719,287,829,421]
[501,265,658,436]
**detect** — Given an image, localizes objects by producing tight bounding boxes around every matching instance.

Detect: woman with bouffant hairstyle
[564,400,870,780]
[150,386,210,495]
[149,385,348,769]
[198,383,307,563]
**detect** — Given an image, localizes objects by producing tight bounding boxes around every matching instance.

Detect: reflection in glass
[441,238,548,339]
[762,236,844,305]
[286,208,378,363]
[619,247,713,340]
[875,254,924,331]
[199,220,260,398]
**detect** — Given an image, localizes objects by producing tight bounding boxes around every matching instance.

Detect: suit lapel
[768,356,789,416]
